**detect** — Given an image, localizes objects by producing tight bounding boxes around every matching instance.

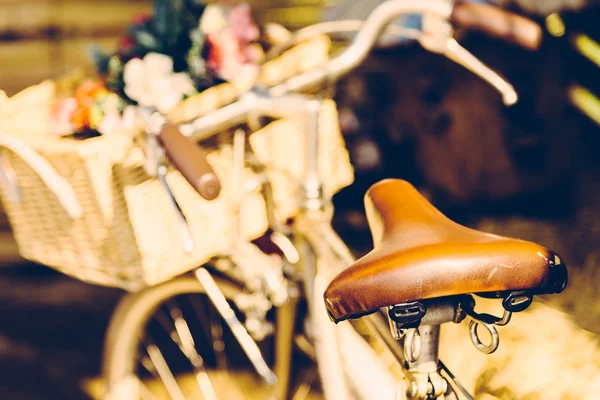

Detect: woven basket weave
[0,36,354,291]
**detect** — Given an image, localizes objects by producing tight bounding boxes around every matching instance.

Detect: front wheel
[102,273,277,400]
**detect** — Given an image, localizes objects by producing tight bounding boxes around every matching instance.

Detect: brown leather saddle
[324,179,567,323]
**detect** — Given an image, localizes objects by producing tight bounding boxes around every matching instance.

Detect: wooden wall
[0,0,330,96]
[0,0,153,95]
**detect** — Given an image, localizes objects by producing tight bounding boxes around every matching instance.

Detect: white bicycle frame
[170,1,525,398]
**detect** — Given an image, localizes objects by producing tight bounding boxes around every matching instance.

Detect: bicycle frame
[165,1,533,398]
[206,87,465,399]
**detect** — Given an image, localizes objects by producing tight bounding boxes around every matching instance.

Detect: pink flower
[206,30,258,91]
[50,97,78,136]
[202,2,261,91]
[228,3,260,43]
[206,30,242,75]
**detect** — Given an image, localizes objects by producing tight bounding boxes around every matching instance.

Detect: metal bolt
[408,381,418,398]
[427,382,434,394]
[441,379,448,395]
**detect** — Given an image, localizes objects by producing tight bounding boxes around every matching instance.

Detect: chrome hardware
[464,303,512,327]
[389,296,467,340]
[439,361,474,400]
[270,231,300,265]
[469,319,500,354]
[402,326,448,399]
[299,98,327,212]
[235,291,275,341]
[157,164,194,253]
[420,12,518,106]
[230,242,288,303]
[428,371,449,399]
[460,294,523,354]
[404,328,422,363]
[406,373,430,399]
[389,316,405,341]
[502,291,533,313]
[389,302,427,327]
[137,107,194,253]
[232,128,247,246]
[261,254,289,307]
[195,268,277,385]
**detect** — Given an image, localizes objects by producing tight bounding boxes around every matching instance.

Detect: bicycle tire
[102,274,271,399]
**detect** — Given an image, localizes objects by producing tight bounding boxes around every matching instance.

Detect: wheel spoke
[155,310,180,346]
[292,383,312,400]
[166,299,218,400]
[143,337,186,400]
[139,355,159,378]
[104,277,267,400]
[190,293,229,371]
[196,268,277,386]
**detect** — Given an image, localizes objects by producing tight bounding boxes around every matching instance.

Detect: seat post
[387,297,466,399]
[393,324,449,399]
[407,325,440,370]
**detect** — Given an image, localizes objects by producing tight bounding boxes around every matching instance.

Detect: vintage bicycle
[97,1,567,399]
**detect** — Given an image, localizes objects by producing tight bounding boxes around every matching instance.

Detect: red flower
[118,35,136,54]
[131,13,152,26]
[206,35,223,73]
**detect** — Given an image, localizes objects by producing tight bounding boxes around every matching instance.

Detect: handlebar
[183,0,542,142]
[158,123,221,201]
[272,0,453,95]
[451,1,542,51]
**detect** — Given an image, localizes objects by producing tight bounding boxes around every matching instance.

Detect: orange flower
[70,104,89,131]
[75,79,106,108]
[70,79,108,131]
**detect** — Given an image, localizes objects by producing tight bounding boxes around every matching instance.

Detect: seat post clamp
[388,301,427,341]
[389,301,427,327]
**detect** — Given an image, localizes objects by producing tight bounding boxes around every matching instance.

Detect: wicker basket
[0,36,354,291]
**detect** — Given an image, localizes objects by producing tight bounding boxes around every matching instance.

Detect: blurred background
[1,0,600,399]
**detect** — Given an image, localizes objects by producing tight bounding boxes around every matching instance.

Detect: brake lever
[156,162,194,253]
[420,13,518,106]
[141,108,194,253]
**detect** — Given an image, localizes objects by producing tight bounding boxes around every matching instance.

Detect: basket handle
[0,134,83,219]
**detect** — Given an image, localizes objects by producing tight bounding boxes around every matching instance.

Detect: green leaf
[89,45,111,74]
[134,31,160,50]
[108,56,124,77]
[154,0,185,48]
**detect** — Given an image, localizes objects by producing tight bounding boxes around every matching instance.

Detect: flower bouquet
[52,0,267,138]
[0,0,351,290]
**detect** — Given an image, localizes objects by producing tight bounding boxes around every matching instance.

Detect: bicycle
[102,1,567,399]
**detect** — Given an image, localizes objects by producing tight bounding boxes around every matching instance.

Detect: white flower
[98,105,138,136]
[123,53,195,114]
[200,4,228,35]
